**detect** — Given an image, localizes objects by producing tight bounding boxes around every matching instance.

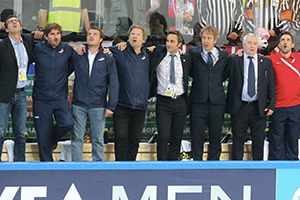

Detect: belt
[242,100,258,105]
[15,87,25,93]
[157,94,185,100]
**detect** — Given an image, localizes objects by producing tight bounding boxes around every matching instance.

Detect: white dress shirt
[201,47,219,66]
[156,51,184,96]
[88,49,99,76]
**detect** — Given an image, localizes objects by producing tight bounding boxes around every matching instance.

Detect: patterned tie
[207,52,213,68]
[248,56,255,97]
[170,54,176,84]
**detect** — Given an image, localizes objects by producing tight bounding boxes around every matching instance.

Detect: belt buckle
[16,87,24,93]
[247,100,256,104]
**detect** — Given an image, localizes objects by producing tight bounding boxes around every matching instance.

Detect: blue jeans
[72,105,106,161]
[0,91,27,161]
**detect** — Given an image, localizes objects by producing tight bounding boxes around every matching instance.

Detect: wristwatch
[37,26,44,32]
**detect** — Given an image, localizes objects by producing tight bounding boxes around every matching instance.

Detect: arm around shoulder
[106,55,119,111]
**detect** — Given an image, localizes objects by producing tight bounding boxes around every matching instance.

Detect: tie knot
[248,56,253,60]
[170,54,176,58]
[208,52,212,56]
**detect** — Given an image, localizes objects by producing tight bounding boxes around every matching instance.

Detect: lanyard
[12,40,28,69]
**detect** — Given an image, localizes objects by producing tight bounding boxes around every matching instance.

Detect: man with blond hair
[188,25,229,160]
[109,25,150,161]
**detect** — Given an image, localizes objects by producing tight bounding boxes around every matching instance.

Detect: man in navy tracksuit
[71,26,119,161]
[33,23,74,161]
[109,25,150,161]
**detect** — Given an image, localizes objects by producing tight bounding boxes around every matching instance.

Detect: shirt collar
[202,46,218,56]
[166,51,180,58]
[9,36,23,45]
[244,52,257,61]
[276,51,295,60]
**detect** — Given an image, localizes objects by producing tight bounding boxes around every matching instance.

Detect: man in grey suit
[225,33,276,160]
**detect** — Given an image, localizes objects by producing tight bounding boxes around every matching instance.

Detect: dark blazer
[225,54,276,117]
[187,45,229,105]
[148,45,192,101]
[0,34,34,103]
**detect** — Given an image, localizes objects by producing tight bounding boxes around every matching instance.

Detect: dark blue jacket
[71,46,119,111]
[109,42,150,111]
[33,41,73,100]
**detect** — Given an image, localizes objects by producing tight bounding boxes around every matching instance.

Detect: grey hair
[243,33,258,43]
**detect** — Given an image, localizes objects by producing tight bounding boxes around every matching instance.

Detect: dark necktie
[207,52,213,68]
[248,56,255,98]
[170,54,176,84]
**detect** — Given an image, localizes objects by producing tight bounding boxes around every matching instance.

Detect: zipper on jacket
[50,49,55,98]
[86,60,90,106]
[134,54,139,109]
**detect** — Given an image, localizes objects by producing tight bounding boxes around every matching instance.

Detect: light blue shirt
[201,47,219,67]
[242,52,258,101]
[9,36,29,89]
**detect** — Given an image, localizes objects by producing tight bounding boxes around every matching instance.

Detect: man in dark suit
[225,33,276,160]
[0,16,34,161]
[149,30,192,160]
[187,25,229,160]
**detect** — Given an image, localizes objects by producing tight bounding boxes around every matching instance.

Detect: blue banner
[0,162,276,200]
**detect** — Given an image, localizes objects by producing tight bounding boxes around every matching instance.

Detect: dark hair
[167,30,183,44]
[44,23,62,37]
[89,26,104,38]
[4,15,21,28]
[148,12,167,36]
[280,31,293,43]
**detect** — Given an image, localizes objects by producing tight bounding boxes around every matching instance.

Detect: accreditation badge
[19,68,27,81]
[165,83,177,98]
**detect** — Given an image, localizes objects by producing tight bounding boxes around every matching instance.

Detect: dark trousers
[156,95,188,160]
[113,105,146,161]
[33,99,74,161]
[231,101,266,160]
[190,100,225,160]
[269,104,300,160]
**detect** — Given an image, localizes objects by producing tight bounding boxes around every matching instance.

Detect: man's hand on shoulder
[236,49,244,57]
[103,48,112,55]
[75,45,86,55]
[178,49,185,55]
[31,30,44,40]
[116,42,127,51]
[147,45,156,52]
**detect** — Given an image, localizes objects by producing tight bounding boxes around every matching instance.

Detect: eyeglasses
[6,19,19,25]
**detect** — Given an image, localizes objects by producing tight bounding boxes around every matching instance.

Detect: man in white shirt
[148,30,192,160]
